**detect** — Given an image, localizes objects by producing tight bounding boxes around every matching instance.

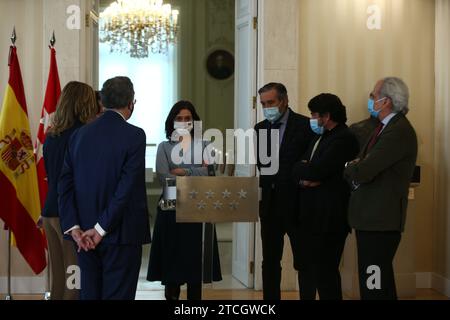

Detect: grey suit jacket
[344,113,418,232]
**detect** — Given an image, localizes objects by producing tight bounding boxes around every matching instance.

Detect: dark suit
[344,113,418,300]
[292,124,359,300]
[58,111,151,300]
[255,108,314,300]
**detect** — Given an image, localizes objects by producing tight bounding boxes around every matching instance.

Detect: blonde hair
[49,81,98,136]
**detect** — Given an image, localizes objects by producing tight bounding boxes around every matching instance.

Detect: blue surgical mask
[263,106,282,123]
[368,97,386,118]
[309,118,324,135]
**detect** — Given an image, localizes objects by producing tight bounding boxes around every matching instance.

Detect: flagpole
[4,26,17,302]
[5,229,12,300]
[43,30,56,302]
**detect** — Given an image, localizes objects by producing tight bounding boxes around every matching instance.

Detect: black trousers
[297,233,347,300]
[164,283,202,300]
[260,194,302,300]
[356,230,401,300]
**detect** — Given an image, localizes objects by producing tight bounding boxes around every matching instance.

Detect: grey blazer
[344,113,418,232]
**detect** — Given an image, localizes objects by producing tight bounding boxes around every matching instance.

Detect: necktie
[366,122,384,153]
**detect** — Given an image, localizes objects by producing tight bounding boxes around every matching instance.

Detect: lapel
[279,108,295,153]
[309,124,344,162]
[361,113,403,157]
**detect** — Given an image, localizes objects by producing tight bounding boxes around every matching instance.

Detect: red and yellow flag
[0,46,47,274]
[35,47,61,208]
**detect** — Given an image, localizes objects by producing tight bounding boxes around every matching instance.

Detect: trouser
[260,194,302,300]
[355,230,401,300]
[297,232,347,300]
[42,217,79,300]
[77,243,142,300]
[165,283,202,300]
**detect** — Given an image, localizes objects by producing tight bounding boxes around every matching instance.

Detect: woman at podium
[147,101,222,300]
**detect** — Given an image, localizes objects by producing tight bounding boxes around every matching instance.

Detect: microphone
[207,164,216,177]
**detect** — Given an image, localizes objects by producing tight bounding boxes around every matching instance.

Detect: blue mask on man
[263,107,282,123]
[309,118,324,135]
[368,97,386,118]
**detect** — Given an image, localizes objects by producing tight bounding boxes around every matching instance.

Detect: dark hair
[258,82,288,101]
[308,93,347,124]
[165,100,201,140]
[100,76,134,110]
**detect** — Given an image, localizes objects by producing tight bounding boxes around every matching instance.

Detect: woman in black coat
[292,93,359,300]
[147,101,222,300]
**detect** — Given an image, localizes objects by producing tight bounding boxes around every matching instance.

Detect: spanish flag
[0,46,47,274]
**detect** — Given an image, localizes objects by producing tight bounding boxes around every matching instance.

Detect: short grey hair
[379,77,410,115]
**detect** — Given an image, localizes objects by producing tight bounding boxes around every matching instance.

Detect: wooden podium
[175,176,259,285]
[176,176,259,223]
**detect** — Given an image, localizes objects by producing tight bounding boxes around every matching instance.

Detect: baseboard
[0,276,47,295]
[416,272,432,288]
[431,273,450,297]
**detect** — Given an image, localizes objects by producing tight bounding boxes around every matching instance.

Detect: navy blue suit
[58,110,151,300]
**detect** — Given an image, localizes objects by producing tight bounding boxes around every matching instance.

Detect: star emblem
[222,189,231,199]
[205,190,215,199]
[213,201,223,210]
[197,200,207,210]
[237,189,247,199]
[229,200,239,210]
[189,190,199,199]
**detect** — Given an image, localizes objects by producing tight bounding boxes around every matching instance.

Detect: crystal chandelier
[100,0,179,58]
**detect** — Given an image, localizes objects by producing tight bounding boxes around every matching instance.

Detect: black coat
[255,108,314,219]
[292,124,359,233]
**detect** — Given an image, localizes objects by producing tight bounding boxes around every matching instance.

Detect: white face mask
[174,121,193,132]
